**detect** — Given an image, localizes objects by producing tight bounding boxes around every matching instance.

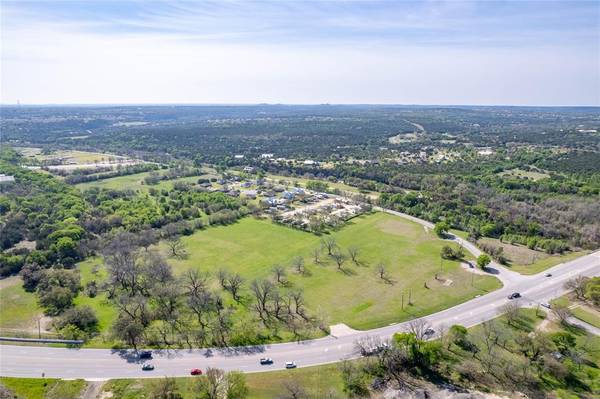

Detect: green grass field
[0,279,44,335]
[75,171,218,192]
[0,377,86,399]
[0,212,501,345]
[163,212,500,329]
[74,258,119,346]
[75,171,155,191]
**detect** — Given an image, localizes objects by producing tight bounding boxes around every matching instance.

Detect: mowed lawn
[75,171,155,191]
[0,277,44,333]
[165,212,501,329]
[0,212,501,344]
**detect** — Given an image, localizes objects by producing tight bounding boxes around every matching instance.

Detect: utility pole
[408,288,412,305]
[401,292,404,310]
[37,317,41,339]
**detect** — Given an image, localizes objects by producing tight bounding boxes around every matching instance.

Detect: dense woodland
[1,105,600,398]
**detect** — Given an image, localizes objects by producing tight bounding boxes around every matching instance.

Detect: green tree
[584,276,600,306]
[441,245,454,259]
[433,221,450,237]
[476,254,491,269]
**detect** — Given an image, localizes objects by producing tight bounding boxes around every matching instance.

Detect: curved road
[1,210,599,379]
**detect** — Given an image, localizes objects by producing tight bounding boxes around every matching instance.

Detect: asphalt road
[1,248,598,380]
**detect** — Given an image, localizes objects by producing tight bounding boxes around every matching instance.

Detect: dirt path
[80,381,105,399]
[404,119,426,133]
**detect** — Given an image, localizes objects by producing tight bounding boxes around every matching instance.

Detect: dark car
[139,351,153,359]
[142,363,155,371]
[545,273,552,277]
[190,368,203,375]
[424,328,435,336]
[260,357,273,365]
[508,292,521,299]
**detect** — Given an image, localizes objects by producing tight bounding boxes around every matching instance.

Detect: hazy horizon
[2,0,599,106]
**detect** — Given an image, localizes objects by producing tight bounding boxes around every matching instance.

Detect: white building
[0,174,15,184]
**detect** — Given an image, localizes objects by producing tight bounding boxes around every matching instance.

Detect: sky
[1,0,599,106]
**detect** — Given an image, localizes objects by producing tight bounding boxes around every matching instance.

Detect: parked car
[508,292,521,299]
[424,328,435,336]
[260,358,273,365]
[190,368,202,375]
[142,363,155,371]
[139,351,152,359]
[285,361,297,369]
[541,303,551,309]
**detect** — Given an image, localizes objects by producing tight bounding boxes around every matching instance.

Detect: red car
[190,368,203,376]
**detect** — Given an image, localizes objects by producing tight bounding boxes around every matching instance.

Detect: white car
[541,303,551,309]
[285,361,297,369]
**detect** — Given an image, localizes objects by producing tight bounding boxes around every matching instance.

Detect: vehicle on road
[260,357,273,365]
[545,273,552,277]
[424,328,435,336]
[139,351,152,359]
[190,368,202,375]
[285,361,297,369]
[360,342,389,356]
[508,292,521,299]
[541,302,551,309]
[142,363,155,371]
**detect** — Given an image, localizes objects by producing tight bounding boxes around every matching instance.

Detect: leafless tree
[291,256,305,275]
[331,251,346,270]
[479,320,500,355]
[408,318,430,342]
[379,345,411,388]
[376,262,391,283]
[225,273,244,302]
[195,367,225,399]
[347,245,360,265]
[251,279,275,323]
[311,247,321,264]
[552,303,573,325]
[272,264,287,284]
[287,290,307,320]
[279,379,308,399]
[500,300,521,327]
[217,268,229,289]
[321,237,338,256]
[166,236,187,259]
[564,276,588,300]
[183,269,208,297]
[354,335,385,356]
[138,229,159,251]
